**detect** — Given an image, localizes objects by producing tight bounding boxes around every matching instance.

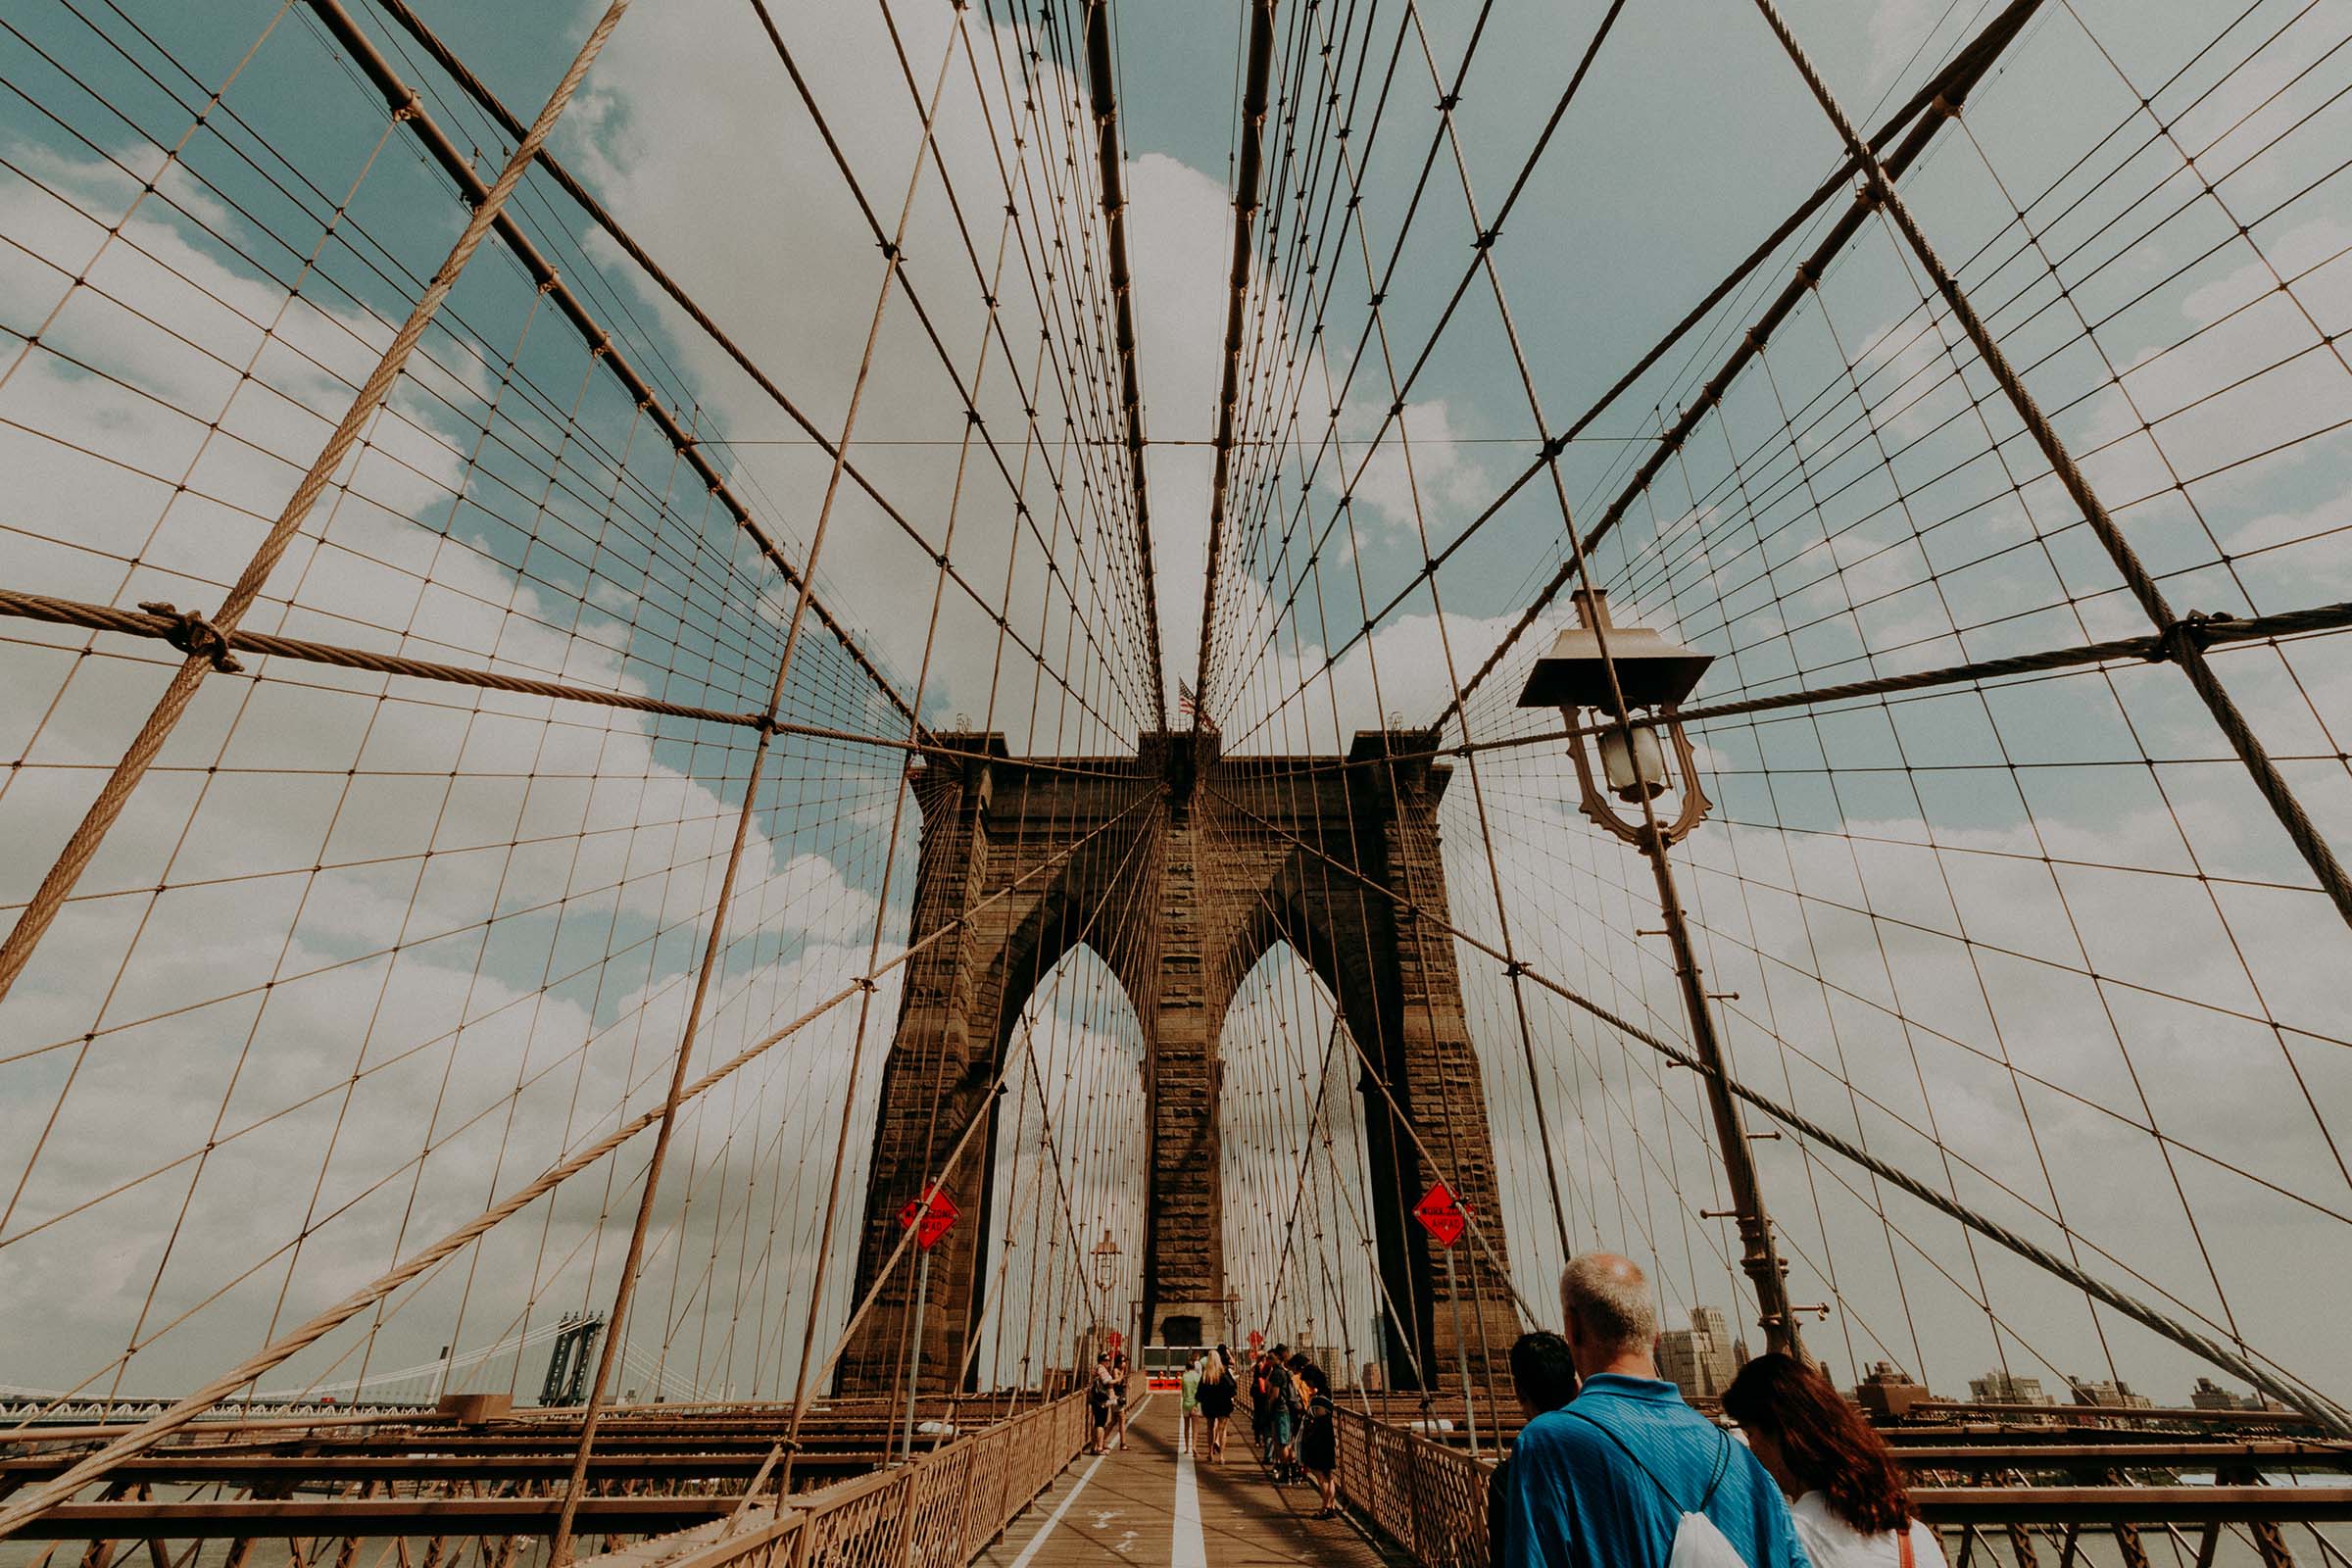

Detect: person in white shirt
[1722,1352,1945,1568]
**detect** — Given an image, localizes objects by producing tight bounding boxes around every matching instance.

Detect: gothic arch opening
[1215,942,1381,1380]
[970,944,1147,1392]
[838,731,1518,1396]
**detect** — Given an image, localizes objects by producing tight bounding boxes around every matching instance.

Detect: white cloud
[0,129,912,1396]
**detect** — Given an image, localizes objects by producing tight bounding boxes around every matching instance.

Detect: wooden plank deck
[978,1393,1412,1568]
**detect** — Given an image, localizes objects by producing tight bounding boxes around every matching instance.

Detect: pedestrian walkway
[977,1394,1409,1567]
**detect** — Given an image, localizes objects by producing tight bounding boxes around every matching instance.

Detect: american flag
[1177,681,1198,720]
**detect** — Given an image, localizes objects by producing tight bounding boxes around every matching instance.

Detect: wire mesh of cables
[1184,0,2352,1473]
[2,1,2352,1563]
[0,0,1164,1479]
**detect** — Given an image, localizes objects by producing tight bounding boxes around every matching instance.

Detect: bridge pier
[834,731,1518,1396]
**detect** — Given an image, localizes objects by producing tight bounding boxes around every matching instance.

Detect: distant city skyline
[1659,1305,1743,1401]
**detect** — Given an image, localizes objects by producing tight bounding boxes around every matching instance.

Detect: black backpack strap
[1561,1407,1735,1517]
[1694,1426,1736,1511]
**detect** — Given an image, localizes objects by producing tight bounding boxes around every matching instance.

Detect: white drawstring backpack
[1564,1409,1751,1568]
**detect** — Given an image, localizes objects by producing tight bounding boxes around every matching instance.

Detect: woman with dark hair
[1293,1361,1339,1517]
[1488,1332,1578,1568]
[1721,1353,1943,1567]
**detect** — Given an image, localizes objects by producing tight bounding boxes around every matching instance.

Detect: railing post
[889,1466,922,1568]
[1402,1423,1425,1561]
[948,1443,977,1564]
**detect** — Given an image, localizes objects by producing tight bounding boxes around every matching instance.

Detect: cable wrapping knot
[138,602,243,673]
[2152,609,2232,664]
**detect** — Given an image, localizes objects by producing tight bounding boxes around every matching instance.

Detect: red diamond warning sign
[1413,1181,1467,1249]
[898,1185,959,1250]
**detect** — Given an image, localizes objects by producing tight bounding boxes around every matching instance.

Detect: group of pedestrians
[1086,1348,1129,1455]
[1172,1342,1340,1516]
[1494,1252,1944,1568]
[1099,1254,1933,1568]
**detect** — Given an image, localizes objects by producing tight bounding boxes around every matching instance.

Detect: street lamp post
[1519,589,1804,1358]
[1090,1230,1122,1357]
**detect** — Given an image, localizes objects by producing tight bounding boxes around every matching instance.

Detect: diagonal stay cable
[346,0,1152,743]
[303,0,923,736]
[1200,782,2352,1436]
[0,786,1153,1539]
[1744,0,2352,933]
[1078,0,1167,727]
[0,0,633,1011]
[1210,0,2046,751]
[1226,0,2047,750]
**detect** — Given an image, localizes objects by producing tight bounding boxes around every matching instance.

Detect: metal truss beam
[5,1496,741,1543]
[1913,1489,2352,1527]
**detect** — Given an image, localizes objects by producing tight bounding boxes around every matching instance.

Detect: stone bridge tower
[833,729,1519,1396]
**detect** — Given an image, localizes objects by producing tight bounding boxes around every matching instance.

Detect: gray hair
[1560,1253,1657,1349]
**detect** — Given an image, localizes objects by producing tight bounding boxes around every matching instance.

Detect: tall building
[1854,1361,1931,1420]
[2190,1377,2248,1410]
[2068,1377,2155,1409]
[1970,1369,2055,1405]
[1659,1306,1739,1400]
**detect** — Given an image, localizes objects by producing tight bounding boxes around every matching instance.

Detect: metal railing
[1334,1404,1492,1568]
[578,1393,1088,1568]
[1337,1403,2352,1568]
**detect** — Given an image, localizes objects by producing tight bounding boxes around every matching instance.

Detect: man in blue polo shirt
[1501,1254,1810,1568]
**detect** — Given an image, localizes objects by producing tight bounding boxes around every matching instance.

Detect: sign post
[896,1186,959,1464]
[1413,1180,1480,1455]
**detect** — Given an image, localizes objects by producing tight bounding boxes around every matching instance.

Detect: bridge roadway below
[980,1394,1409,1568]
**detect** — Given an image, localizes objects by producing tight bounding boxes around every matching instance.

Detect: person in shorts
[1261,1344,1296,1475]
[1107,1349,1132,1451]
[1181,1353,1202,1454]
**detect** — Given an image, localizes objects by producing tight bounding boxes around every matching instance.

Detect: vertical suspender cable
[1191,0,1279,724]
[1081,0,1169,729]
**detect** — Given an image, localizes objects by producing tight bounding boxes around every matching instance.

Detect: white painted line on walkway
[1004,1394,1152,1568]
[1170,1443,1206,1568]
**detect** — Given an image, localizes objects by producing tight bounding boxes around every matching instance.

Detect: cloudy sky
[0,0,2347,1425]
